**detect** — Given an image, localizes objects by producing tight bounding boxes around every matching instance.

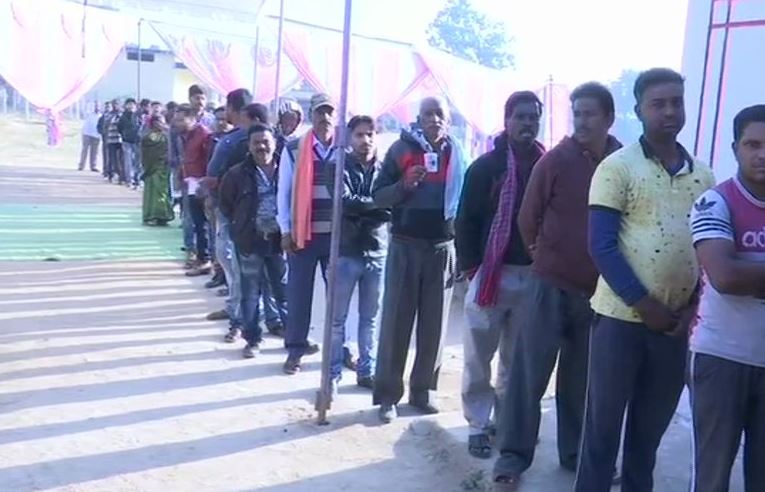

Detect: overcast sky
[117,0,690,87]
[265,0,689,85]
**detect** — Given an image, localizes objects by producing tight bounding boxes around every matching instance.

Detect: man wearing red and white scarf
[455,92,544,464]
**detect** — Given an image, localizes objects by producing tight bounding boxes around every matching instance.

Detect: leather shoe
[356,376,374,390]
[379,404,397,424]
[305,341,320,355]
[408,397,440,415]
[206,310,229,321]
[205,275,225,289]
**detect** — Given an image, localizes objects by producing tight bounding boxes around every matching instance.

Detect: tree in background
[608,69,642,143]
[427,0,514,69]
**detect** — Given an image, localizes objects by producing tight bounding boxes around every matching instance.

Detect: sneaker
[183,252,197,269]
[242,343,259,359]
[283,356,302,375]
[379,404,397,424]
[186,261,213,277]
[356,376,374,390]
[224,327,241,343]
[206,310,229,321]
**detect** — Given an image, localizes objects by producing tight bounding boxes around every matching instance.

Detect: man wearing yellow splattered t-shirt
[574,68,715,492]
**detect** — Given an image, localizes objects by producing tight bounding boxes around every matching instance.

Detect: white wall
[681,0,765,182]
[85,48,176,104]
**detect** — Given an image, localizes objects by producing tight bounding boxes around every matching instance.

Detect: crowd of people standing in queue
[76,70,765,491]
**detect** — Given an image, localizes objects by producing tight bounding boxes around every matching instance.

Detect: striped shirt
[276,133,337,234]
[106,111,122,144]
[691,177,765,367]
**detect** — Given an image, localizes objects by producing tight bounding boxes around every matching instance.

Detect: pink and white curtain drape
[151,22,302,103]
[0,0,128,145]
[281,23,430,117]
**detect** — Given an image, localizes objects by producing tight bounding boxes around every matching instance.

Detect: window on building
[126,50,155,62]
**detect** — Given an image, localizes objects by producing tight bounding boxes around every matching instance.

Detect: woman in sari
[141,115,174,225]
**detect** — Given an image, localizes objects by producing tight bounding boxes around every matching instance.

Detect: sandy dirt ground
[0,117,744,491]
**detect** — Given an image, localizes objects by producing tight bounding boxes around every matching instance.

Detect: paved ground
[0,130,745,491]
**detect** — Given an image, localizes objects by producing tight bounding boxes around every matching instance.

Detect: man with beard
[688,105,765,492]
[574,68,715,492]
[490,83,622,489]
[220,123,288,359]
[372,96,467,423]
[455,91,544,462]
[277,93,338,374]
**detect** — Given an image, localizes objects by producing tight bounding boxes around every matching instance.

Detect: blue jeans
[188,194,210,261]
[181,192,195,251]
[122,142,141,186]
[330,255,384,381]
[238,250,288,346]
[260,274,282,329]
[215,210,242,327]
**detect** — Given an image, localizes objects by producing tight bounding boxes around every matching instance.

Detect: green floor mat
[0,204,184,261]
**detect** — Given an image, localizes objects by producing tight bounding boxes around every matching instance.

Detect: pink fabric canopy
[282,23,429,116]
[0,0,128,144]
[151,22,302,103]
[387,52,572,146]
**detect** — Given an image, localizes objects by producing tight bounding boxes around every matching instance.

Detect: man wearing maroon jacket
[174,103,212,271]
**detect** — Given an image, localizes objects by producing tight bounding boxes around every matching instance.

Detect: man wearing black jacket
[219,123,287,359]
[325,115,390,396]
[455,92,545,467]
[118,98,142,188]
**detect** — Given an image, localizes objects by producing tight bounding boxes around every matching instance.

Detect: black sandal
[494,474,521,491]
[468,434,492,459]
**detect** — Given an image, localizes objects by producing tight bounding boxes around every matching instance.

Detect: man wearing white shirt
[79,102,102,172]
[277,93,337,375]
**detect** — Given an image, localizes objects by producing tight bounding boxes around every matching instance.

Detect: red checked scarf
[476,140,545,306]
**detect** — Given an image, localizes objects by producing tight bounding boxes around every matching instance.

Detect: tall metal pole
[253,26,261,99]
[708,0,733,167]
[316,0,353,425]
[693,0,718,156]
[137,19,143,102]
[273,0,285,112]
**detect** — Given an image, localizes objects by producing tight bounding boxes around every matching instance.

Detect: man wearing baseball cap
[277,93,338,374]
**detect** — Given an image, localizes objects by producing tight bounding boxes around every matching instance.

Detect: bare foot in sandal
[468,433,492,459]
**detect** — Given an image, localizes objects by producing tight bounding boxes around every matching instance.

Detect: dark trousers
[239,250,288,346]
[100,137,109,176]
[187,194,209,261]
[285,233,330,358]
[106,143,124,182]
[373,237,455,406]
[574,315,687,492]
[690,352,765,492]
[494,274,592,478]
[79,135,100,170]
